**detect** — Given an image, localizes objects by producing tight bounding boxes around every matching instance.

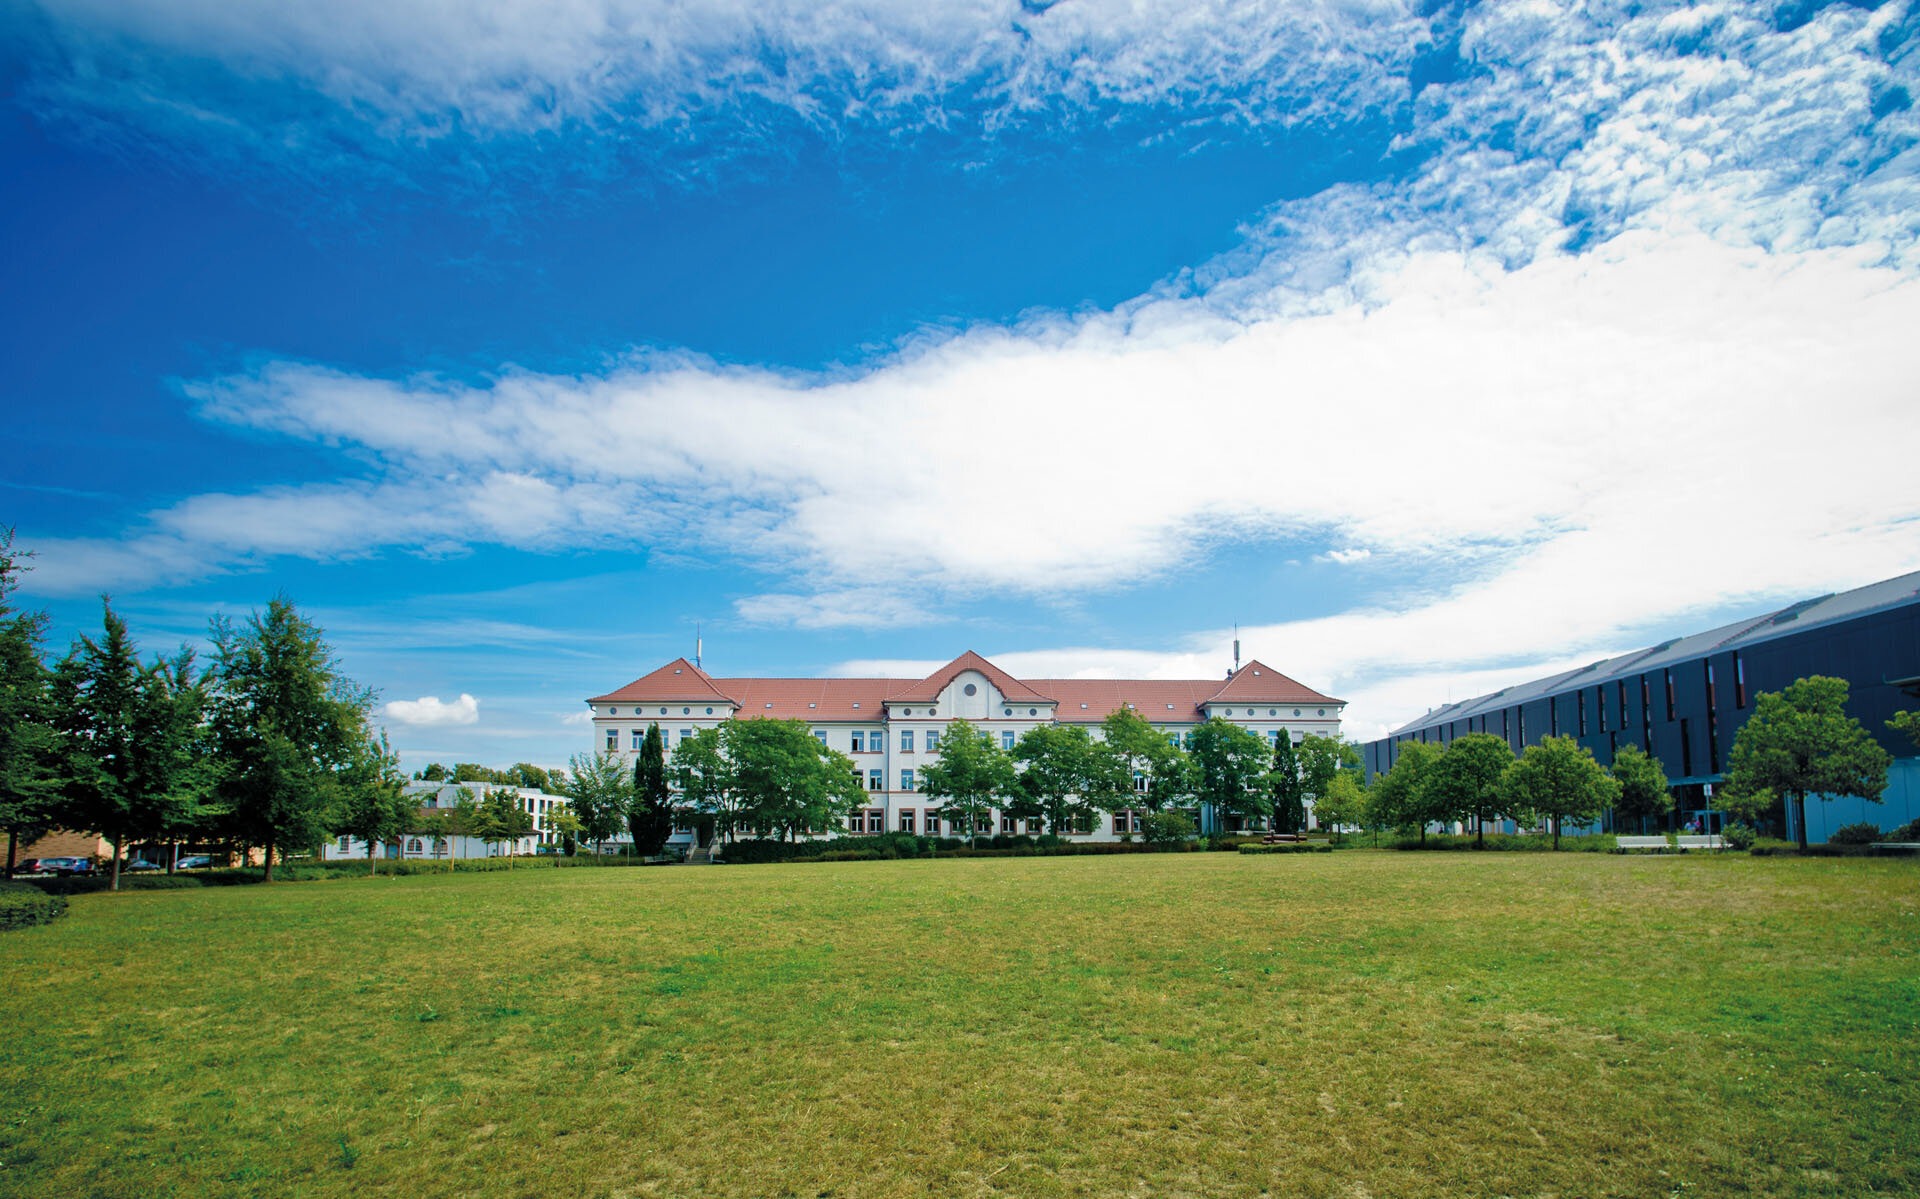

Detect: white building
[322,781,569,862]
[586,651,1345,845]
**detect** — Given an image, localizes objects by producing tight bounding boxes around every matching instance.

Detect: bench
[1261,833,1305,844]
[1675,835,1726,850]
[1615,836,1670,851]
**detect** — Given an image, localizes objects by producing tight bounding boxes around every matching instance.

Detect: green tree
[919,717,1015,847]
[136,648,220,871]
[1500,735,1620,849]
[0,531,61,878]
[1313,771,1366,844]
[417,762,450,782]
[1269,732,1304,835]
[1418,733,1515,848]
[1099,708,1189,815]
[722,719,864,841]
[1368,741,1441,842]
[545,801,584,855]
[1295,734,1361,829]
[564,751,632,853]
[335,732,412,877]
[1607,743,1672,834]
[1188,717,1271,833]
[1139,809,1197,845]
[1724,675,1891,850]
[507,762,556,792]
[1011,723,1103,835]
[629,723,676,857]
[207,597,375,881]
[1887,710,1919,752]
[667,726,732,843]
[478,787,535,864]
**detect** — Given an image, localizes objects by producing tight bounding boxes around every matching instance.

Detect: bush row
[717,833,1300,864]
[1386,833,1619,853]
[0,881,69,929]
[1238,843,1334,855]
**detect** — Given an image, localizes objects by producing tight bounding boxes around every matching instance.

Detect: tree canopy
[919,717,1014,845]
[1418,733,1515,847]
[1010,723,1105,835]
[721,718,864,841]
[1367,740,1441,842]
[1188,718,1271,831]
[1724,675,1890,849]
[1607,743,1672,832]
[629,723,676,857]
[1500,735,1619,849]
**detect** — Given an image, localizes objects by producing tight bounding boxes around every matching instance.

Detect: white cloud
[1316,548,1371,565]
[383,693,481,727]
[561,710,593,727]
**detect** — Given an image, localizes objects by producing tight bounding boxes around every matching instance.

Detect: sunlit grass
[3,852,1915,1197]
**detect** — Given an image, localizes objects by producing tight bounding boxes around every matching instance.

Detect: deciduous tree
[1188,717,1271,833]
[1418,733,1515,848]
[1011,723,1103,835]
[1724,676,1891,850]
[1367,741,1441,842]
[920,717,1014,847]
[722,718,864,841]
[564,750,632,853]
[335,731,411,877]
[1500,735,1619,849]
[1313,771,1366,844]
[1607,743,1671,833]
[668,726,732,843]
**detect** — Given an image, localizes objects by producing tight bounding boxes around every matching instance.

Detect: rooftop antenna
[1230,624,1241,679]
[695,622,703,672]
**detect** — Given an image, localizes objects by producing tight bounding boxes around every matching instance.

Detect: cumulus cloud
[383,693,481,727]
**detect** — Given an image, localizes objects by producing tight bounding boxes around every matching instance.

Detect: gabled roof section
[589,658,737,706]
[889,650,1052,704]
[1203,660,1342,706]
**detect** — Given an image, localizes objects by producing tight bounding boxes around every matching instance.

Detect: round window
[1247,709,1255,716]
[1004,708,1012,716]
[1318,708,1325,716]
[682,707,691,715]
[964,684,977,696]
[1268,708,1277,716]
[610,707,619,715]
[903,708,912,716]
[705,707,714,715]
[1293,709,1301,717]
[659,707,667,715]
[929,708,937,716]
[1029,708,1037,717]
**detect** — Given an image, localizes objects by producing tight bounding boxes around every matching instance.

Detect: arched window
[406,838,423,853]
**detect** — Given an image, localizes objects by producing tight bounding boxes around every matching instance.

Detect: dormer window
[764,703,773,709]
[852,702,861,709]
[809,703,817,709]
[674,668,683,674]
[1081,703,1089,709]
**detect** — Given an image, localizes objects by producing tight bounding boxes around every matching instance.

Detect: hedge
[1238,843,1333,854]
[0,881,68,930]
[1389,833,1618,853]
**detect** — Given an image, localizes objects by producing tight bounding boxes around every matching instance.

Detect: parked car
[124,859,165,872]
[36,857,94,876]
[175,855,213,870]
[14,858,51,876]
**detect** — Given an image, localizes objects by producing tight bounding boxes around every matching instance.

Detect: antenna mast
[1231,623,1241,679]
[695,621,703,672]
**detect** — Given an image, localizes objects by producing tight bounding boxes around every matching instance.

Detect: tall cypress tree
[1270,732,1305,835]
[630,722,675,857]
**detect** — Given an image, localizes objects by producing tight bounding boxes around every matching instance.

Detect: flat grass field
[2,854,1916,1198]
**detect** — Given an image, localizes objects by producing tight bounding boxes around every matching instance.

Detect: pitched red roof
[1201,660,1340,706]
[887,650,1053,704]
[588,658,738,706]
[717,678,909,721]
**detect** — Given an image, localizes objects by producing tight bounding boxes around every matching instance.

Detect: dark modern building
[1363,571,1920,843]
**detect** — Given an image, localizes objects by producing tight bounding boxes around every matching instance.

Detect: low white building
[322,782,570,862]
[586,650,1346,845]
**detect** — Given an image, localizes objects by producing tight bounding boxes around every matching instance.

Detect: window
[901,769,916,792]
[1578,690,1588,736]
[1002,731,1015,750]
[872,730,885,753]
[1705,661,1717,710]
[407,838,422,853]
[605,729,618,752]
[1029,708,1038,717]
[337,835,351,851]
[815,730,828,746]
[898,809,916,834]
[851,731,865,753]
[1004,707,1013,717]
[869,770,883,791]
[964,683,978,696]
[926,731,940,753]
[1113,810,1136,835]
[1664,669,1675,721]
[679,728,691,746]
[1134,771,1147,792]
[1001,814,1017,833]
[1597,686,1608,733]
[1735,652,1747,708]
[630,728,645,751]
[868,808,884,830]
[1549,698,1559,737]
[1641,676,1652,725]
[926,813,942,836]
[900,730,914,752]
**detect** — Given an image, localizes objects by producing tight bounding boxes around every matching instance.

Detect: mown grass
[2,852,1915,1198]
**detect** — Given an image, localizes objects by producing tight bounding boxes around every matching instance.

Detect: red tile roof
[887,650,1052,704]
[590,655,1341,722]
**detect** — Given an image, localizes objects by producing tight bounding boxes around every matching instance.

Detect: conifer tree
[630,723,676,857]
[0,530,60,877]
[1269,732,1304,835]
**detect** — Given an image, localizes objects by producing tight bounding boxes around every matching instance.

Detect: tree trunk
[1476,814,1485,849]
[166,842,176,875]
[368,836,377,878]
[5,830,14,879]
[1796,792,1810,851]
[111,833,122,891]
[264,836,275,882]
[1552,816,1561,851]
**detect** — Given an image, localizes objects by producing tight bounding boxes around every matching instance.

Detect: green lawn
[2,852,1915,1198]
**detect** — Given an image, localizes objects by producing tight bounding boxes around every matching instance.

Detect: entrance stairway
[685,844,714,865]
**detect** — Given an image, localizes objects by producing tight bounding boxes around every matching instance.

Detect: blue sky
[4,0,1918,772]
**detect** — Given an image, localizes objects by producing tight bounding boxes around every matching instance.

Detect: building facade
[587,651,1345,843]
[321,781,568,862]
[1363,572,1920,842]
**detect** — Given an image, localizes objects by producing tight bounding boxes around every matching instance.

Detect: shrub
[0,882,68,930]
[1393,833,1615,853]
[1829,822,1884,845]
[1890,817,1920,842]
[1723,823,1757,851]
[1237,843,1333,854]
[1139,811,1196,846]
